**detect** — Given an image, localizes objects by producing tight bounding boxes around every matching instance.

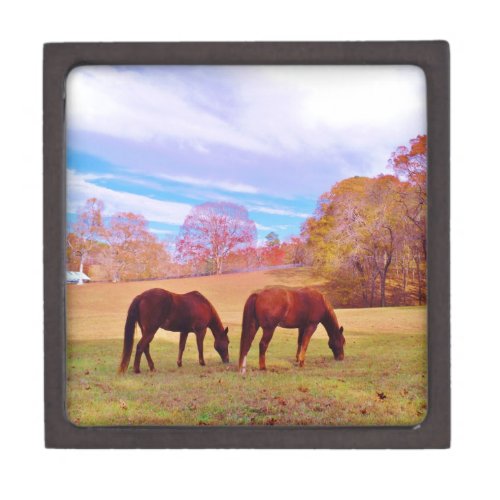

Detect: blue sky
[66,65,426,244]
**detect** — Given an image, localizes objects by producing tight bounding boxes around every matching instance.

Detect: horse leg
[259,327,276,370]
[240,323,259,374]
[177,332,188,367]
[195,328,207,366]
[133,331,156,374]
[296,328,305,362]
[298,324,317,368]
[144,341,156,372]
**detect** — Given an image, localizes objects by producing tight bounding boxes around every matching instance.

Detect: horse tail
[239,293,259,374]
[119,295,141,373]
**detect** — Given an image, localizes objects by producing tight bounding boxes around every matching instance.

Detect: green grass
[66,268,427,426]
[67,307,427,426]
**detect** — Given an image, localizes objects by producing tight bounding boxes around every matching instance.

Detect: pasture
[66,267,427,426]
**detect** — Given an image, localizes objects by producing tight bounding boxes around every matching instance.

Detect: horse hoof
[177,362,182,368]
[134,370,141,374]
[199,361,206,366]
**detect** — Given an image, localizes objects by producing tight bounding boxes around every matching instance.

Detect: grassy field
[66,267,427,426]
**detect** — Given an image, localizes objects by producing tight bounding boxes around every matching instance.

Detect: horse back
[165,290,215,331]
[255,286,327,328]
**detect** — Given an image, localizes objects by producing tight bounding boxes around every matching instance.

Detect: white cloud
[156,172,258,194]
[75,171,163,191]
[66,65,426,199]
[66,65,426,166]
[248,204,310,219]
[255,222,273,231]
[150,228,176,235]
[66,66,271,154]
[67,170,191,225]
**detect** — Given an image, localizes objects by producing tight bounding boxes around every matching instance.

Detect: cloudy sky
[66,65,426,243]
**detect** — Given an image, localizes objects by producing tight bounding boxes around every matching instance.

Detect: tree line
[67,200,174,282]
[301,135,427,307]
[67,199,304,282]
[67,135,427,307]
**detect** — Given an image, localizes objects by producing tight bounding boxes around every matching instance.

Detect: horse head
[329,326,345,361]
[214,326,230,364]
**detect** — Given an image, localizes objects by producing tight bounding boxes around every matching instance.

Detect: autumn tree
[103,212,171,282]
[261,245,286,267]
[365,175,404,306]
[69,198,105,284]
[303,175,405,307]
[389,134,427,303]
[282,236,309,266]
[389,134,427,259]
[223,246,259,273]
[265,232,280,247]
[176,201,257,275]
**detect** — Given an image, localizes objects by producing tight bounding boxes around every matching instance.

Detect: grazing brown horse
[119,288,229,374]
[238,287,345,374]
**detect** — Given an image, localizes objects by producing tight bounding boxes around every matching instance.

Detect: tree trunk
[402,263,407,306]
[415,255,423,305]
[215,256,223,275]
[380,271,386,307]
[380,249,393,307]
[78,254,85,285]
[370,272,377,307]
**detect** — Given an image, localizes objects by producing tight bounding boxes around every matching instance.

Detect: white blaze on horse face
[241,356,247,375]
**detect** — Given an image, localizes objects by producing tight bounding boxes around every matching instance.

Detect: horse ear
[339,326,344,334]
[224,326,229,334]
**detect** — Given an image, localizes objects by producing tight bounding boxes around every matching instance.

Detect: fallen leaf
[119,400,127,410]
[265,417,277,426]
[298,386,309,393]
[360,408,368,415]
[377,392,387,400]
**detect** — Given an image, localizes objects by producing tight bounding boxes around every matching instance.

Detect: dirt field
[66,267,427,426]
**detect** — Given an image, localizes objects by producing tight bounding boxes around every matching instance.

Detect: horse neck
[209,308,224,337]
[322,305,341,339]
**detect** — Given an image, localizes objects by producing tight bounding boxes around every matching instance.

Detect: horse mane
[208,303,224,332]
[322,298,341,335]
[190,291,223,333]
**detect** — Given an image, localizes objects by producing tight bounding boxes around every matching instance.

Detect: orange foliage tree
[67,199,172,282]
[103,212,171,282]
[389,135,427,255]
[303,135,427,307]
[389,134,427,302]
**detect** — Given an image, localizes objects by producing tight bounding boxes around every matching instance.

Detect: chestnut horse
[238,287,345,374]
[119,288,229,374]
